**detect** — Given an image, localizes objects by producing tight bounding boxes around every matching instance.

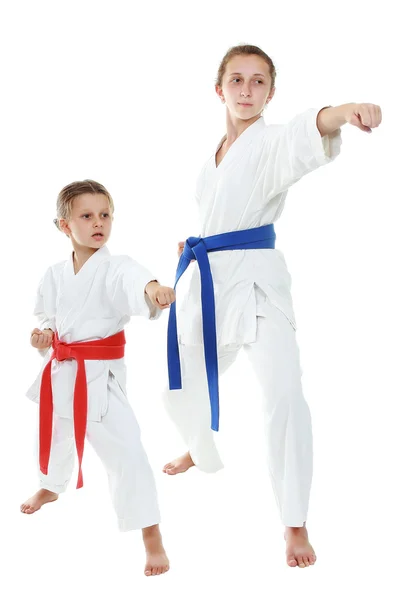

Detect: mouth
[238,103,253,107]
[92,233,104,240]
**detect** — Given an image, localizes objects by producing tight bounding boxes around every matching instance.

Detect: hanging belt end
[211,418,219,432]
[168,372,182,391]
[76,472,84,489]
[169,383,183,391]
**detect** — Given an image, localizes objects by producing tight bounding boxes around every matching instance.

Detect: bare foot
[162,451,195,475]
[142,525,170,576]
[20,489,59,514]
[284,524,316,568]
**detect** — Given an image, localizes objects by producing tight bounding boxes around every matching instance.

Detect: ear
[265,86,276,105]
[59,218,71,237]
[215,84,225,103]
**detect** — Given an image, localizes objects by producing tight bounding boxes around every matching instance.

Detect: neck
[224,110,262,145]
[71,243,100,274]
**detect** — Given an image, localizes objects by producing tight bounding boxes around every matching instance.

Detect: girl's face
[60,193,112,249]
[216,54,275,120]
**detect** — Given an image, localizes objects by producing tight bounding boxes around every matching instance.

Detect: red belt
[39,330,126,488]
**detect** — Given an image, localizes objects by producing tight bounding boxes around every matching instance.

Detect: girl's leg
[244,306,316,567]
[163,343,239,473]
[244,308,313,526]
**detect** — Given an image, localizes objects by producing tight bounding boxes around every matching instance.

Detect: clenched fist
[31,328,54,350]
[346,103,382,133]
[145,281,176,310]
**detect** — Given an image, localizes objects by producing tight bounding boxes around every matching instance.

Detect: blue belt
[167,224,276,432]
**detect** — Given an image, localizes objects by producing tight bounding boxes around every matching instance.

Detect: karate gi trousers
[38,374,161,532]
[164,301,313,527]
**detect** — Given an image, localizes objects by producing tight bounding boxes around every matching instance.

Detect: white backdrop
[1,0,398,598]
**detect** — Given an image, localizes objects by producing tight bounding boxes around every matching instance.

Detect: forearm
[317,103,356,137]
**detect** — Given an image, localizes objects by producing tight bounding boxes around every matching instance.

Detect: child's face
[60,193,112,249]
[216,54,275,121]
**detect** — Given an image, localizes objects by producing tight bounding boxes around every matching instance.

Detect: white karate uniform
[27,246,161,531]
[164,108,342,527]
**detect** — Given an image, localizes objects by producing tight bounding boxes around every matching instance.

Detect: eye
[81,214,91,219]
[102,213,109,218]
[232,78,241,83]
[255,80,264,84]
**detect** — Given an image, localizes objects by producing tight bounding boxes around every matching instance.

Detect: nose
[240,82,251,97]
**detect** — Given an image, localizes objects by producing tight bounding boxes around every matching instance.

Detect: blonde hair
[216,44,276,90]
[53,179,114,231]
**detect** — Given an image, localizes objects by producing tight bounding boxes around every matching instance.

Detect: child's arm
[107,257,175,319]
[32,269,56,356]
[317,103,382,137]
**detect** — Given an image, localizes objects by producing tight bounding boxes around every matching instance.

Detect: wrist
[342,102,358,121]
[317,103,356,136]
[145,280,160,295]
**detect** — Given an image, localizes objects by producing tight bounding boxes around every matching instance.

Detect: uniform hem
[282,517,307,527]
[39,481,68,494]
[190,449,224,474]
[118,515,161,533]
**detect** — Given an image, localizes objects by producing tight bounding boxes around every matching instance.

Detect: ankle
[142,524,161,540]
[285,523,307,536]
[41,489,58,496]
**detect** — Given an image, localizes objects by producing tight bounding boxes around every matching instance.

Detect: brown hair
[53,179,114,231]
[216,44,276,89]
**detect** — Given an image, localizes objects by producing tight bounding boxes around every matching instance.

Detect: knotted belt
[39,330,126,488]
[167,224,276,432]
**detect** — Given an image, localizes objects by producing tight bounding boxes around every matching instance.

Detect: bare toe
[287,555,297,567]
[298,557,306,568]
